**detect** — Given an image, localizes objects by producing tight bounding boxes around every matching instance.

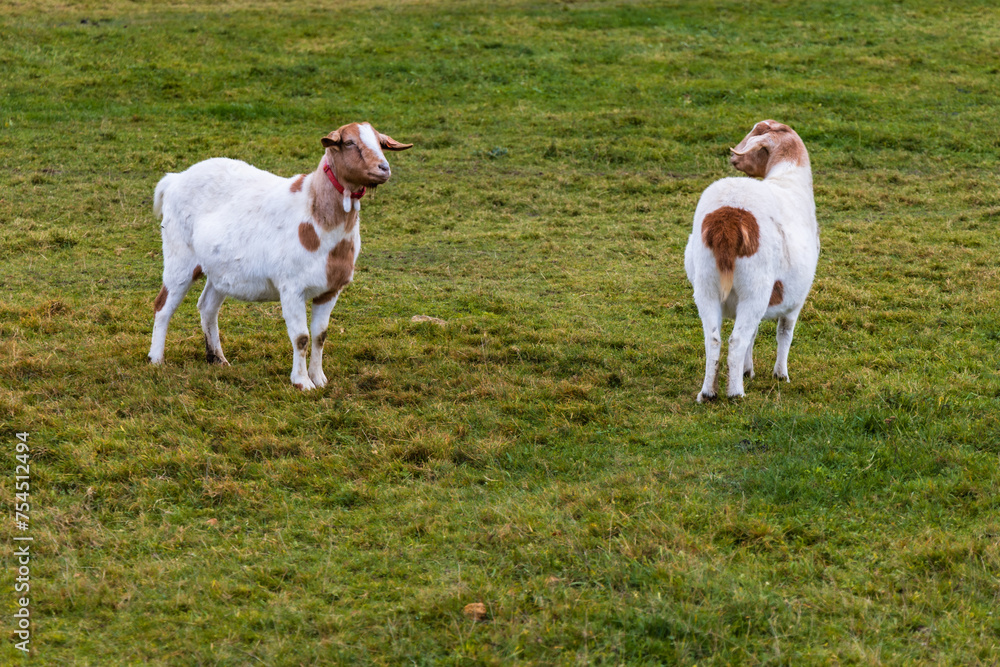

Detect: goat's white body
[156,159,359,303]
[684,161,819,400]
[148,121,408,390]
[149,158,360,390]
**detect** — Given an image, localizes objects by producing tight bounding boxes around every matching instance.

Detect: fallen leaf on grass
[463,602,489,622]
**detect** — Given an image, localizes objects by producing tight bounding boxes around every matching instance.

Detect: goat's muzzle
[366,163,391,186]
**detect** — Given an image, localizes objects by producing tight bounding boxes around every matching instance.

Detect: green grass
[2,0,999,663]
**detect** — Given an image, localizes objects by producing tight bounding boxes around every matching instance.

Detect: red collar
[322,158,366,199]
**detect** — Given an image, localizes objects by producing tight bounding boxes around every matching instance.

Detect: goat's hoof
[148,355,163,365]
[205,352,230,366]
[772,372,789,382]
[309,372,328,388]
[292,378,316,391]
[697,392,717,403]
[727,391,745,400]
[743,369,755,379]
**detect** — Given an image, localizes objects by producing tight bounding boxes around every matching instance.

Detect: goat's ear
[378,133,413,151]
[321,131,341,149]
[732,132,773,156]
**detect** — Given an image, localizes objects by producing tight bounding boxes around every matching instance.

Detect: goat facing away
[148,122,412,390]
[684,120,819,402]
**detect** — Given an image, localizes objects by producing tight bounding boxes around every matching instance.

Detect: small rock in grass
[463,602,488,622]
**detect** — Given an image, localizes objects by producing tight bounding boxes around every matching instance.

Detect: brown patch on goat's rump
[701,206,760,299]
[298,222,321,251]
[296,334,309,351]
[192,265,204,280]
[769,280,784,306]
[290,174,306,193]
[154,285,168,312]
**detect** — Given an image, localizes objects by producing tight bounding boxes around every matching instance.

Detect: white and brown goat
[148,122,412,389]
[684,120,819,401]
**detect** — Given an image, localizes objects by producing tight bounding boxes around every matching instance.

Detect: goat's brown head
[321,122,412,189]
[729,120,808,178]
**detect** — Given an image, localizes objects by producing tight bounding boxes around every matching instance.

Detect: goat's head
[729,120,808,178]
[321,122,412,189]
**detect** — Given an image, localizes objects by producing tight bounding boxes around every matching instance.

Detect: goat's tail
[700,206,760,300]
[153,174,173,220]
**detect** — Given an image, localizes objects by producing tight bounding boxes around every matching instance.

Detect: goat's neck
[765,161,817,226]
[309,160,361,233]
[765,162,813,198]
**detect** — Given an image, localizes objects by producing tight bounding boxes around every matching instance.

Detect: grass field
[2,0,999,663]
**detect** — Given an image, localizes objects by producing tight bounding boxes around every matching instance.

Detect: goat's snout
[368,160,391,184]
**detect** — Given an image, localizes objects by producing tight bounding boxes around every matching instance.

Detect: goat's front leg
[279,290,315,391]
[308,295,339,388]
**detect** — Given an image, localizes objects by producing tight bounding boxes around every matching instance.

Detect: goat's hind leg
[197,280,230,366]
[773,305,802,382]
[743,324,759,379]
[727,300,768,398]
[695,298,724,403]
[148,263,198,364]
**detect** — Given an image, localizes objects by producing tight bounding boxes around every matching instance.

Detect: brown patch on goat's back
[769,280,784,306]
[154,285,168,312]
[298,222,321,252]
[192,265,204,280]
[290,174,305,193]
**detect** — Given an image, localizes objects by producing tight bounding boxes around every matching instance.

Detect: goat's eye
[344,140,355,146]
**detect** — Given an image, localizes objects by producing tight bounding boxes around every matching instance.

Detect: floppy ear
[321,130,341,149]
[378,133,413,151]
[731,132,772,157]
